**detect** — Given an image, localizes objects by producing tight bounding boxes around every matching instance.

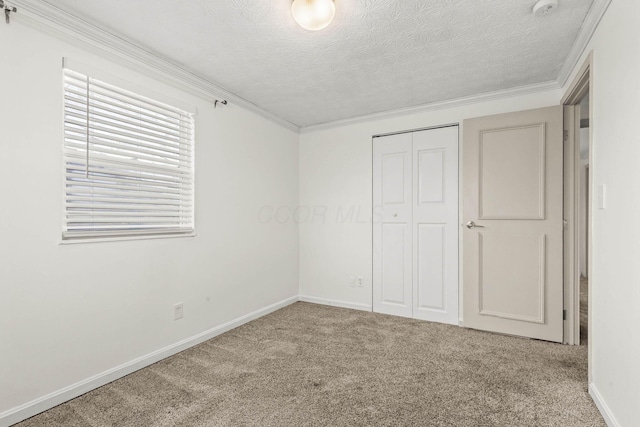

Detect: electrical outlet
[357,277,364,287]
[174,303,184,320]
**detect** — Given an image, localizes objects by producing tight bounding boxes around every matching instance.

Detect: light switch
[598,184,606,209]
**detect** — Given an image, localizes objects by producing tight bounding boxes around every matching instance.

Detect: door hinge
[564,130,569,142]
[563,310,567,320]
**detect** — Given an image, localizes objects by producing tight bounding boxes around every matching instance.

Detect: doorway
[561,53,592,354]
[578,94,590,346]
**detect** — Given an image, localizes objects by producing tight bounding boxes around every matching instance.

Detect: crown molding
[9,0,300,133]
[556,0,613,88]
[300,80,560,133]
[8,0,611,135]
[300,0,614,135]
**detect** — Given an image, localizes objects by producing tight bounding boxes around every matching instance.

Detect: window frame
[61,61,196,244]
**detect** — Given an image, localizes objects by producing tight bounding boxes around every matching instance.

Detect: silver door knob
[465,221,485,229]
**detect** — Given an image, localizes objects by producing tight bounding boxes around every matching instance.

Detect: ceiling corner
[9,0,301,133]
[556,0,613,88]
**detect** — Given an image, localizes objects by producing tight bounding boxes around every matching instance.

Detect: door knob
[465,221,485,229]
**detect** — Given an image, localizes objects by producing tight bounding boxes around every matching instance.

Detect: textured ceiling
[49,0,594,128]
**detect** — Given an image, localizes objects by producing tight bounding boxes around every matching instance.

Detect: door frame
[561,52,593,358]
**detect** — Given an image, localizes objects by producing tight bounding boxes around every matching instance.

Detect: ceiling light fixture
[291,0,335,31]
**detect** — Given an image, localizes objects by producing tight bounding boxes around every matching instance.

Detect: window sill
[59,232,196,245]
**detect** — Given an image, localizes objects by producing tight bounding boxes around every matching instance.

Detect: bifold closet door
[412,126,459,325]
[373,126,459,324]
[372,133,413,318]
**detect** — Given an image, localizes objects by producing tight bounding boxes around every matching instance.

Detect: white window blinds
[63,68,195,241]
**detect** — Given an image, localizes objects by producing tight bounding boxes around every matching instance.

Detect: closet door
[373,133,413,318]
[412,126,459,324]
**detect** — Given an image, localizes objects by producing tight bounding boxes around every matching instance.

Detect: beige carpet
[16,302,604,427]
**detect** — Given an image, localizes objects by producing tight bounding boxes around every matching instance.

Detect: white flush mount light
[533,0,559,17]
[291,0,336,31]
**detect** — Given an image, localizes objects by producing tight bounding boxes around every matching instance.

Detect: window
[63,68,195,241]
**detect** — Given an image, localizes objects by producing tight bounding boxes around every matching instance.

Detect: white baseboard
[0,296,299,427]
[298,295,372,312]
[3,297,617,427]
[589,383,620,427]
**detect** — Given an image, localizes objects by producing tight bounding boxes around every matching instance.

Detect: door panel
[382,154,407,204]
[463,106,563,342]
[479,125,546,219]
[373,133,413,318]
[417,149,444,203]
[416,224,445,310]
[412,126,459,324]
[381,224,410,305]
[479,233,545,323]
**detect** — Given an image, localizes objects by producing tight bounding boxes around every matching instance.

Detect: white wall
[298,90,562,309]
[563,0,640,425]
[0,19,299,420]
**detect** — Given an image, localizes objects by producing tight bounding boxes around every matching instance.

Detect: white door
[373,133,413,318]
[412,127,459,324]
[373,126,459,323]
[463,106,564,342]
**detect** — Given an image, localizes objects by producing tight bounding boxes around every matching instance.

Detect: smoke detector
[533,0,558,17]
